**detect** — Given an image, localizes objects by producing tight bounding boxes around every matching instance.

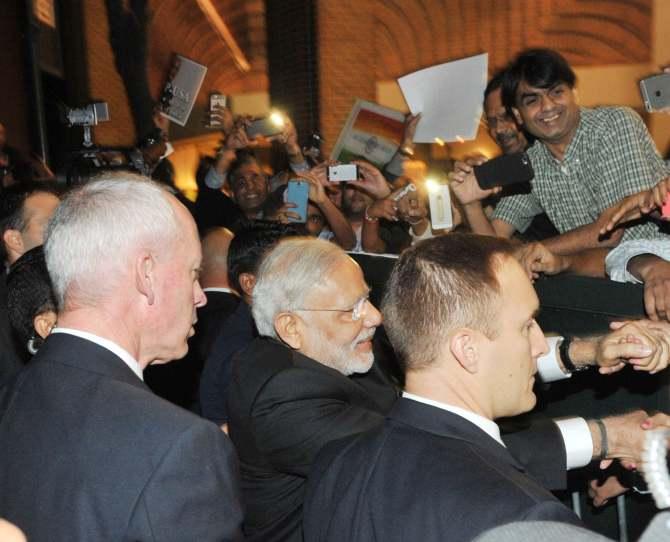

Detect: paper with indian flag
[398,53,488,143]
[330,100,406,170]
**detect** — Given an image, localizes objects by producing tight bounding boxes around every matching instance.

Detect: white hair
[44,173,181,309]
[252,238,347,338]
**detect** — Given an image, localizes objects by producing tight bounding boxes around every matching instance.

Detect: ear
[572,88,579,104]
[238,272,256,298]
[274,312,302,350]
[33,310,57,339]
[449,329,479,374]
[2,229,23,260]
[135,252,156,305]
[512,107,523,126]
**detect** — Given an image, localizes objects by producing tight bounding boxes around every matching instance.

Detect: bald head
[0,519,26,542]
[200,227,235,290]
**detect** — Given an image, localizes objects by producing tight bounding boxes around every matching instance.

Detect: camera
[62,102,110,127]
[60,102,110,148]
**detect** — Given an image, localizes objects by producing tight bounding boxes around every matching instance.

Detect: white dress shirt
[605,238,670,283]
[51,327,143,381]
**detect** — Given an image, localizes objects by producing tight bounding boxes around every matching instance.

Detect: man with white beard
[226,238,398,542]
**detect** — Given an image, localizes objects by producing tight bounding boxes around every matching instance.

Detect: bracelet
[364,206,379,222]
[594,419,609,461]
[558,337,588,373]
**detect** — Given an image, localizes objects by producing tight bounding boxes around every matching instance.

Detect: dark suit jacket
[0,333,243,541]
[304,398,582,542]
[195,290,240,362]
[0,274,22,385]
[200,301,257,425]
[227,337,398,542]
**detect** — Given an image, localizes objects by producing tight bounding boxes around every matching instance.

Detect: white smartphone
[428,183,453,230]
[208,93,227,127]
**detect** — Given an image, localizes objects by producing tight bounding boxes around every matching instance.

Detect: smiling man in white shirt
[0,173,243,541]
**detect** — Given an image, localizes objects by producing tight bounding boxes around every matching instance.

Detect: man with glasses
[226,238,397,542]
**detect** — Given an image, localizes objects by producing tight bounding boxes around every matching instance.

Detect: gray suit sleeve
[126,422,243,541]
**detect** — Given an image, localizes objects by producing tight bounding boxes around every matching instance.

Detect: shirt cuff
[554,417,593,470]
[289,160,310,174]
[205,167,226,190]
[537,336,571,383]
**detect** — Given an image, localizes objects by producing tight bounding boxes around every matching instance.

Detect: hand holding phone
[473,152,534,190]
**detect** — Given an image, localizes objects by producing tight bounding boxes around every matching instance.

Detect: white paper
[397,53,488,143]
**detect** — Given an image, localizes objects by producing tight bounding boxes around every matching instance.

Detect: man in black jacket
[303,235,651,541]
[0,173,243,541]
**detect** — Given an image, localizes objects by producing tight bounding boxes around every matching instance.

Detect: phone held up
[327,164,359,182]
[285,181,309,223]
[473,152,534,190]
[208,93,227,128]
[640,73,670,113]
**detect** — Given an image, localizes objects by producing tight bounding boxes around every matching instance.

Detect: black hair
[501,48,576,110]
[484,68,506,101]
[0,181,60,264]
[227,220,305,293]
[6,245,56,353]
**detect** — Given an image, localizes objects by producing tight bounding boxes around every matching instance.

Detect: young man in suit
[0,173,243,541]
[303,234,657,541]
[227,237,661,542]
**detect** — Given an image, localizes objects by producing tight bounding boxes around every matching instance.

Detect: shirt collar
[402,391,504,446]
[203,287,239,296]
[51,327,144,381]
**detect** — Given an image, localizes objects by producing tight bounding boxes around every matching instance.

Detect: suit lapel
[34,333,149,391]
[389,397,526,472]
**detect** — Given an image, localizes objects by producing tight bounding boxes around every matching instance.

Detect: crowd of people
[2,47,670,541]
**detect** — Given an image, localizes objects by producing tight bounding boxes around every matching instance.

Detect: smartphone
[285,181,309,223]
[247,116,284,139]
[640,73,670,112]
[428,183,453,230]
[327,164,359,182]
[473,152,534,190]
[208,93,227,127]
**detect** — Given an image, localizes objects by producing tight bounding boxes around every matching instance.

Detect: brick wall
[81,0,136,146]
[317,0,376,156]
[266,0,319,147]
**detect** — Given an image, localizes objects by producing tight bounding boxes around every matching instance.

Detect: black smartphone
[473,152,534,190]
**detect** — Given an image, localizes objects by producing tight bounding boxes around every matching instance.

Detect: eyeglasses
[294,294,370,322]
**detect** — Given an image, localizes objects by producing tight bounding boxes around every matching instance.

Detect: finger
[645,284,659,321]
[599,459,614,470]
[599,362,626,375]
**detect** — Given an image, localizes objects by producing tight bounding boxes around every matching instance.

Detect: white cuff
[554,417,593,470]
[537,336,571,383]
[289,160,310,173]
[205,167,226,189]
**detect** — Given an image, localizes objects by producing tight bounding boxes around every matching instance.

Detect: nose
[531,322,549,358]
[539,93,555,112]
[194,280,207,308]
[364,300,383,328]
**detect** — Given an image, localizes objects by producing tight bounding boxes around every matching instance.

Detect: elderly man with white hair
[0,174,243,541]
